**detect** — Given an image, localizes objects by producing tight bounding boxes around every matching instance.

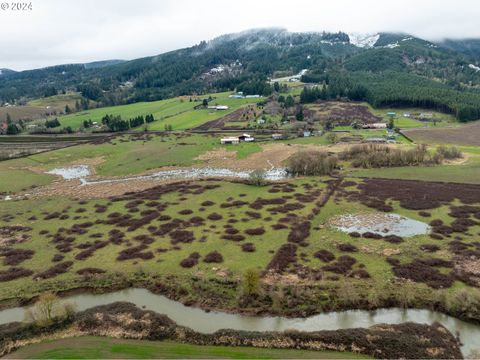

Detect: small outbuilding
[220,136,240,145]
[238,134,255,142]
[363,123,387,129]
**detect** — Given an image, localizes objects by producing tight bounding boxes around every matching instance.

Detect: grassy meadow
[56,92,261,131]
[7,336,368,359]
[0,173,478,314]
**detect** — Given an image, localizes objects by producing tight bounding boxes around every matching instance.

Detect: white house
[220,137,240,145]
[239,134,255,142]
[363,123,387,129]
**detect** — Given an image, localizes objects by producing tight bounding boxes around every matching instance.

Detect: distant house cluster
[403,112,434,120]
[220,133,254,144]
[362,122,387,129]
[208,105,229,111]
[228,92,261,99]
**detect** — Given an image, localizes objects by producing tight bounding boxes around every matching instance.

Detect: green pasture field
[57,92,261,131]
[0,176,477,308]
[27,93,84,109]
[7,336,368,359]
[369,106,457,128]
[0,158,55,193]
[0,133,262,182]
[350,145,480,184]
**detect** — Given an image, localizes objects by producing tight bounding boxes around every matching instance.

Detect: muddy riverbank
[0,302,464,359]
[0,288,478,357]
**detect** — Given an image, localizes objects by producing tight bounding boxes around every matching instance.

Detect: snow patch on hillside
[469,64,480,72]
[384,42,400,49]
[348,33,380,48]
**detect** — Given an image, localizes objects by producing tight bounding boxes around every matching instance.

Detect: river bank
[0,302,464,359]
[0,288,478,357]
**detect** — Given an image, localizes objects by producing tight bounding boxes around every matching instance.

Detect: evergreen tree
[296,106,304,121]
[6,123,19,135]
[285,95,294,108]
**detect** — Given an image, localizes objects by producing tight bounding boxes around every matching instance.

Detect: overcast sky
[1,0,479,71]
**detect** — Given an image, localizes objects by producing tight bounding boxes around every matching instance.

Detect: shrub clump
[180,252,200,268]
[322,255,357,275]
[169,230,195,245]
[204,251,224,263]
[241,243,256,252]
[286,151,338,176]
[1,248,35,266]
[336,243,358,252]
[266,243,297,273]
[287,221,311,245]
[314,249,335,263]
[392,259,453,289]
[207,213,223,221]
[117,245,154,261]
[340,144,442,168]
[0,267,34,282]
[34,261,73,280]
[436,145,462,160]
[245,227,265,236]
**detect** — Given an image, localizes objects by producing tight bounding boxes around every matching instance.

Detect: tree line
[300,71,480,122]
[101,114,155,132]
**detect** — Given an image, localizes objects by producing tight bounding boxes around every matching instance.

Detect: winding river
[0,288,478,357]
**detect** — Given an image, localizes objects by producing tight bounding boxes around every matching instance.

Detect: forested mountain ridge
[1,28,480,120]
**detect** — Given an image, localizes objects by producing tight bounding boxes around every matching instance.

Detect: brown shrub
[0,267,34,282]
[392,260,453,289]
[383,235,404,244]
[314,249,335,263]
[420,244,440,253]
[207,213,223,221]
[266,243,297,273]
[52,254,64,262]
[180,252,200,268]
[169,230,195,245]
[322,255,357,275]
[76,268,106,275]
[117,245,154,261]
[272,223,288,230]
[287,221,311,245]
[336,244,358,252]
[221,234,246,242]
[34,261,73,280]
[204,251,224,263]
[1,248,35,266]
[245,227,265,236]
[349,269,371,279]
[241,243,256,252]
